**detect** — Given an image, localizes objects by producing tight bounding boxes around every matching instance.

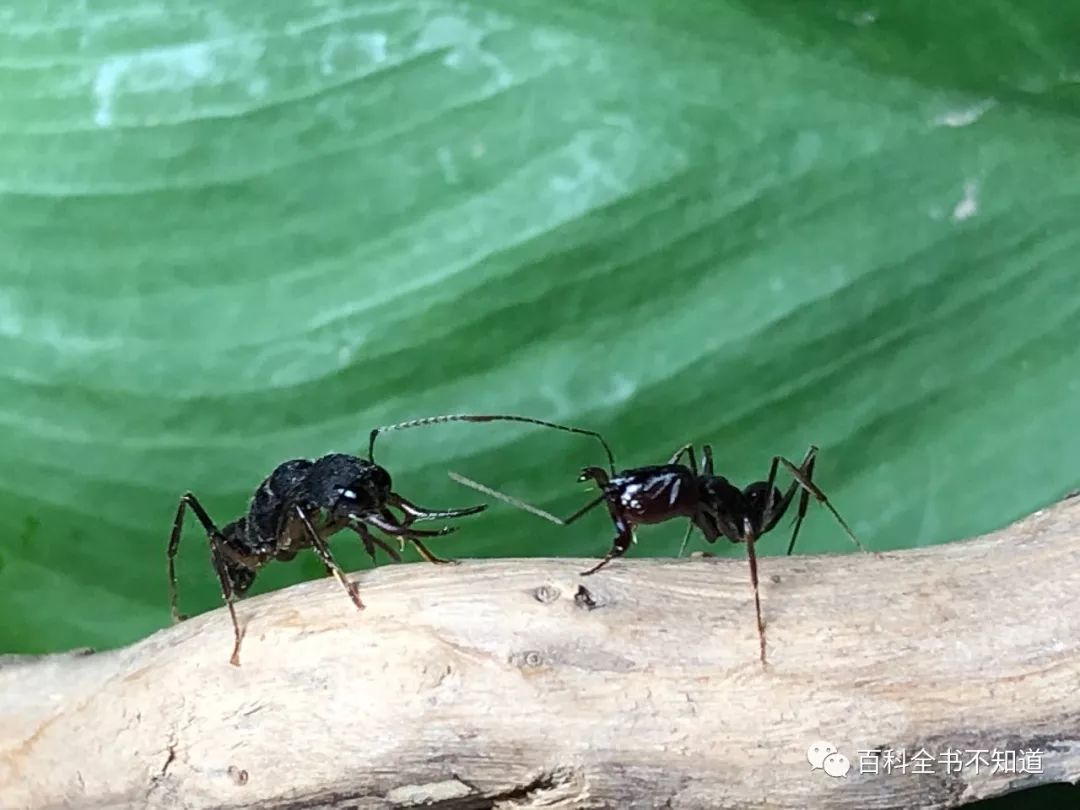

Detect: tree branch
[3,495,1080,809]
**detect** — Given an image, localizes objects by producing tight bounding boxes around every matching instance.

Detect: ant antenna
[448,472,568,525]
[449,471,608,528]
[367,413,617,473]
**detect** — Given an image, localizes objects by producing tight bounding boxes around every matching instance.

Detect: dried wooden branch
[2,495,1080,809]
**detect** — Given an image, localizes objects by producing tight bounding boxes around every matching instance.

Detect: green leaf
[2,0,1079,663]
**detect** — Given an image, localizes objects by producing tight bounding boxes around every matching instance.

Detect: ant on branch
[450,431,864,665]
[169,413,609,666]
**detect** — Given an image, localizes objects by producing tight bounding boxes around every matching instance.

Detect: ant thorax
[609,465,698,523]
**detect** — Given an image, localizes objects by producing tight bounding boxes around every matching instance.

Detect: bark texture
[2,495,1080,809]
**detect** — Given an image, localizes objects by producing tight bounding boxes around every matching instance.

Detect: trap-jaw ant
[168,453,483,666]
[170,413,610,666]
[450,433,864,665]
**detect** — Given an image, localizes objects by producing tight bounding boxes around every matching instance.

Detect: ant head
[325,460,393,518]
[577,466,611,487]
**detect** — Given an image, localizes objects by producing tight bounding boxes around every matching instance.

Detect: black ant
[169,414,609,666]
[450,433,863,665]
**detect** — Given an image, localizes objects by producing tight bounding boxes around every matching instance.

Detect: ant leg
[667,444,699,474]
[349,522,402,564]
[749,450,806,554]
[745,535,767,666]
[676,522,695,557]
[785,450,815,556]
[293,505,365,611]
[382,509,455,563]
[560,494,608,525]
[365,510,459,564]
[448,472,606,526]
[167,496,190,624]
[580,518,634,576]
[410,537,455,565]
[168,493,246,666]
[683,511,725,558]
[366,511,457,538]
[677,445,714,558]
[752,454,804,552]
[776,448,864,552]
[762,454,783,519]
[679,444,730,560]
[666,443,699,562]
[387,492,486,523]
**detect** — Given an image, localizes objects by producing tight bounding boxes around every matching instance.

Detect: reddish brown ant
[450,434,863,665]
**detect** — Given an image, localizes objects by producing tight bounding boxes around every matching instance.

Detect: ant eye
[338,488,358,501]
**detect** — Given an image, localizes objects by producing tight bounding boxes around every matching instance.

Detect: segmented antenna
[367,413,616,473]
[448,471,567,525]
[448,471,607,528]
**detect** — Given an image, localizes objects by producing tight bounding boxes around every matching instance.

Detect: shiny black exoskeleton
[168,452,484,666]
[452,439,863,665]
[577,444,847,571]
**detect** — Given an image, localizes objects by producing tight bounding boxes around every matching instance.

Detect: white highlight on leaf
[436,146,460,185]
[93,42,211,127]
[951,181,979,222]
[415,13,512,91]
[248,76,269,97]
[791,130,823,173]
[319,31,388,76]
[0,289,23,338]
[549,116,639,205]
[90,35,266,128]
[838,8,878,26]
[933,98,996,128]
[0,287,119,352]
[604,374,637,407]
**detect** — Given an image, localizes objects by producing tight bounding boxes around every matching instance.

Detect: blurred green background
[2,1,1079,804]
